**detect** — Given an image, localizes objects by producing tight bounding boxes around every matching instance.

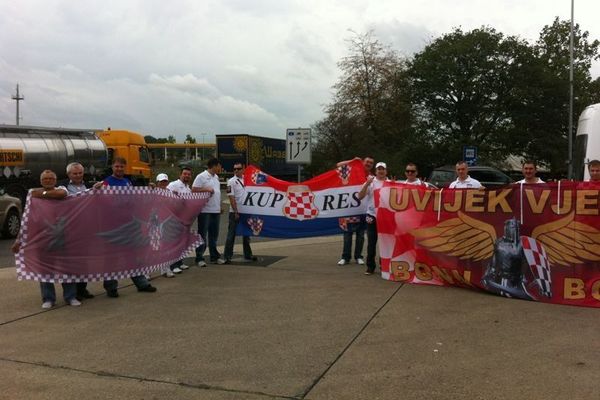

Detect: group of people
[14,156,257,309]
[335,157,597,276]
[16,154,600,308]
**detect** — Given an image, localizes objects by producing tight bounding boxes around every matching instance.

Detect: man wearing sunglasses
[219,163,257,264]
[402,163,424,185]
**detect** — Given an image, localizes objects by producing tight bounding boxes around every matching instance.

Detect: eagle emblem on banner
[410,212,600,300]
[97,212,184,251]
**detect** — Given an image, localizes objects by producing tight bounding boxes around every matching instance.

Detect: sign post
[463,145,478,166]
[286,128,311,182]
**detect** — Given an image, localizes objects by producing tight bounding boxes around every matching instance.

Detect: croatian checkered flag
[521,236,552,298]
[251,170,268,185]
[337,164,351,185]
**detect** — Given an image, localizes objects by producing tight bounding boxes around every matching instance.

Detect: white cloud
[0,0,598,142]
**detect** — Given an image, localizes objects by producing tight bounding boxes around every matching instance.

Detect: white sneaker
[356,258,365,265]
[216,258,226,265]
[197,260,206,267]
[41,301,54,309]
[337,259,347,266]
[179,264,190,270]
[163,269,175,278]
[172,267,183,274]
[68,299,82,307]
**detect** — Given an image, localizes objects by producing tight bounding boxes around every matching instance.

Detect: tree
[409,27,529,169]
[185,134,197,144]
[509,18,600,172]
[310,31,413,175]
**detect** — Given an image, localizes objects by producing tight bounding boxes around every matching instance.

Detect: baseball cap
[156,173,169,182]
[375,162,387,169]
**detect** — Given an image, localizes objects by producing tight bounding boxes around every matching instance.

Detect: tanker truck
[0,125,151,202]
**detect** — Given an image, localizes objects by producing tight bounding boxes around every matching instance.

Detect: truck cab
[98,129,152,185]
[573,104,600,181]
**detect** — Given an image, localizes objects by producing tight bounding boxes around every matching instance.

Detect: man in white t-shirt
[517,161,544,184]
[358,161,389,275]
[402,163,425,185]
[335,156,374,266]
[219,162,257,264]
[192,158,223,267]
[163,167,193,276]
[449,161,482,189]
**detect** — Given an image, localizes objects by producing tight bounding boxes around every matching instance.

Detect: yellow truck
[98,128,152,185]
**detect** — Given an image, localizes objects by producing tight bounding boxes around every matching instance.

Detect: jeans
[40,282,77,303]
[366,216,378,272]
[196,212,221,262]
[103,275,150,292]
[341,220,365,261]
[224,212,253,260]
[76,282,88,296]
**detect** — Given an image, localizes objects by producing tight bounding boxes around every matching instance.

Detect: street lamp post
[568,0,575,179]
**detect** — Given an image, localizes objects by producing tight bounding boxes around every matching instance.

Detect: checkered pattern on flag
[521,236,553,298]
[283,191,319,221]
[15,188,210,283]
[239,160,367,237]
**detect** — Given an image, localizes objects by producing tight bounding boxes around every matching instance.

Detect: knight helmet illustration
[481,218,534,300]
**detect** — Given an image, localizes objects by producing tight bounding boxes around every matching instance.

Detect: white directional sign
[286,128,311,164]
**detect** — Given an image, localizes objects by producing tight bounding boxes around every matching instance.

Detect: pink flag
[16,187,210,282]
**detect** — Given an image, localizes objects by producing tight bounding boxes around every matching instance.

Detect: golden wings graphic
[410,211,600,266]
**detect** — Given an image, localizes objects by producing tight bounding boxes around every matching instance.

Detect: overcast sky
[1,0,598,142]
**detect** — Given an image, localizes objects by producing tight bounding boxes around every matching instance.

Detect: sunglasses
[405,170,417,173]
[233,167,243,170]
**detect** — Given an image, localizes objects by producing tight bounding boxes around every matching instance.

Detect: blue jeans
[196,213,221,262]
[40,282,77,303]
[224,212,252,260]
[103,275,150,292]
[341,220,365,261]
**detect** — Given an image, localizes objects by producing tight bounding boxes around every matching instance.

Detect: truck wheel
[2,208,21,238]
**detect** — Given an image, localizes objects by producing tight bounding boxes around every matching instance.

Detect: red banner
[377,181,600,308]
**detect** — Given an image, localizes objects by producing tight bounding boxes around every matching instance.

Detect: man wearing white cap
[156,173,169,189]
[358,161,389,275]
[153,173,179,277]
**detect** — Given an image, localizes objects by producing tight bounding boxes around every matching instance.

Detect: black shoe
[106,289,119,298]
[77,290,94,300]
[244,256,258,261]
[138,285,157,293]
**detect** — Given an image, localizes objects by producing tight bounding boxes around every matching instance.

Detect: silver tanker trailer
[0,124,107,202]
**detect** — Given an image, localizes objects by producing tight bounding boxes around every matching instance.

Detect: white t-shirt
[192,170,221,213]
[167,179,192,194]
[366,177,388,216]
[449,176,482,189]
[401,178,424,186]
[226,176,246,213]
[517,178,545,184]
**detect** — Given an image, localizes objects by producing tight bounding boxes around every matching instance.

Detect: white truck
[574,103,600,180]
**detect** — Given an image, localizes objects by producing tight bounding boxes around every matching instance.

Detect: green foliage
[311,18,599,177]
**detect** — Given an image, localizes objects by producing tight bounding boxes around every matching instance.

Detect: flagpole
[568,0,574,179]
